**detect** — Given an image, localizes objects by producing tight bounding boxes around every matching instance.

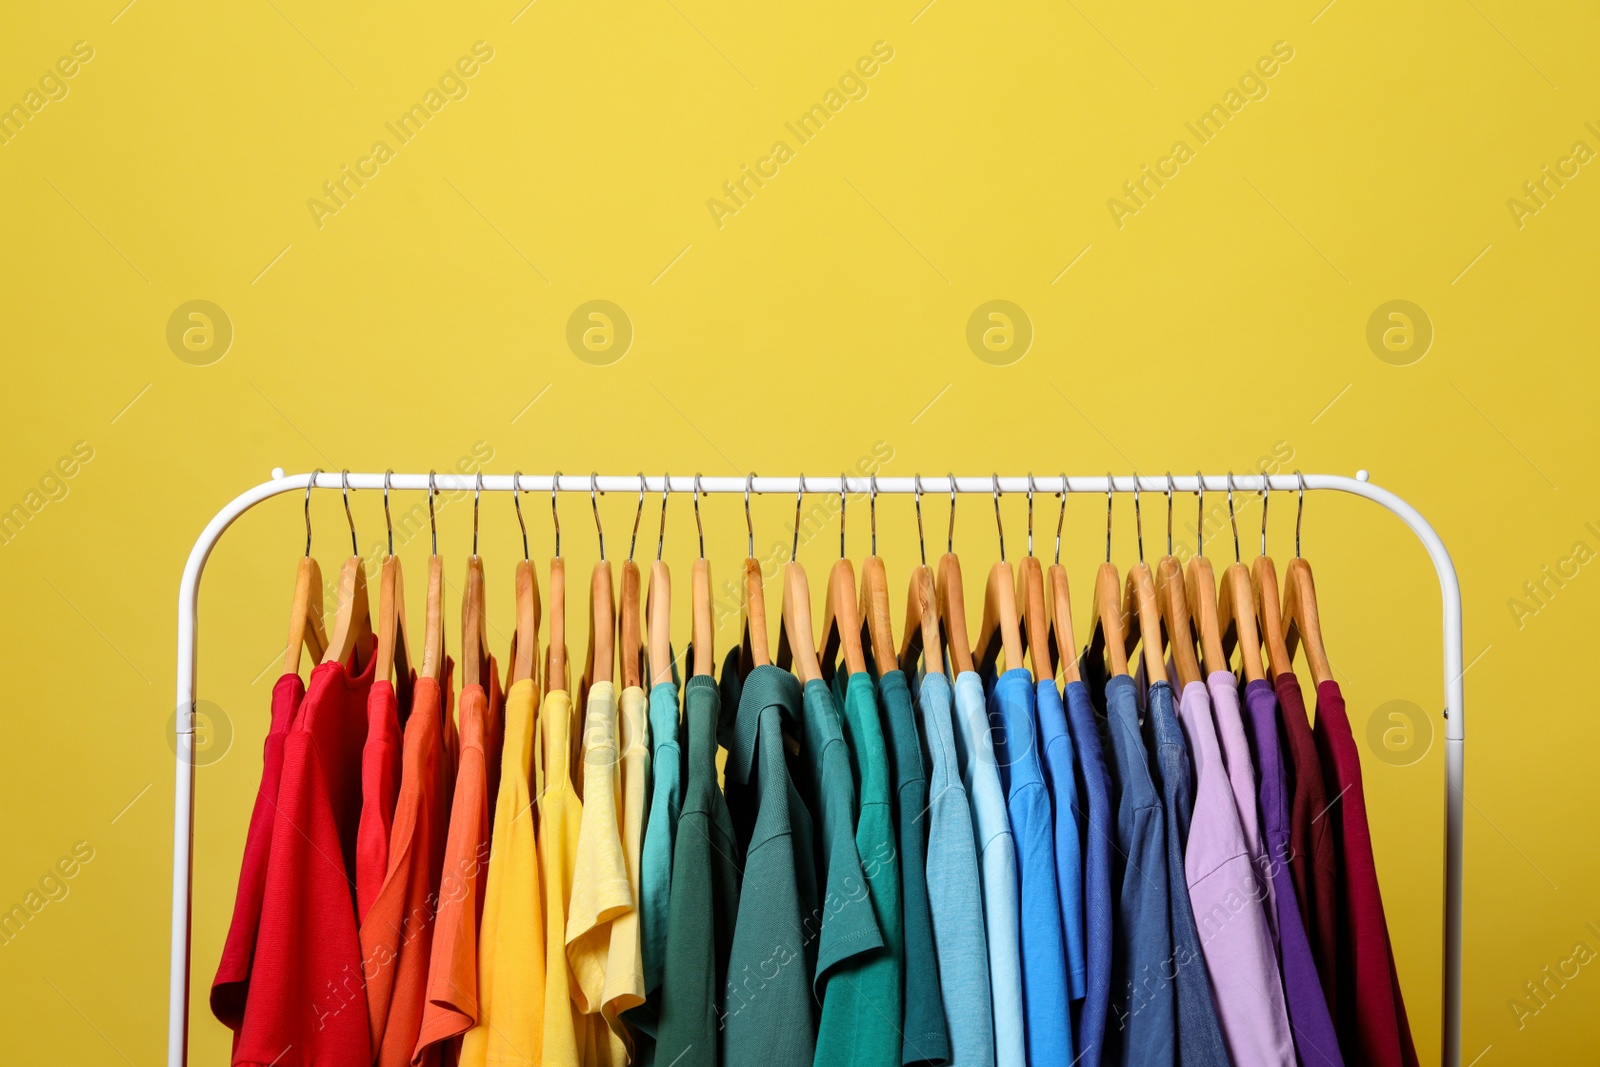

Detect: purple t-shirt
[1240,678,1344,1067]
[1174,679,1296,1066]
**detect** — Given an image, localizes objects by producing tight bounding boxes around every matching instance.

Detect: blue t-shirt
[988,667,1073,1066]
[1064,677,1114,1067]
[1036,678,1088,1001]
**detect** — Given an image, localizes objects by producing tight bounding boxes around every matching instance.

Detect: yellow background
[2,0,1596,1062]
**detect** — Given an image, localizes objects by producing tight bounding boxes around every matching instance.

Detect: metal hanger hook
[656,472,669,563]
[1195,470,1205,560]
[1225,471,1241,563]
[1260,478,1270,558]
[913,474,927,566]
[947,472,957,555]
[992,473,1006,564]
[869,473,879,557]
[1132,474,1144,562]
[1164,471,1175,556]
[792,475,805,563]
[629,472,645,562]
[304,468,321,557]
[428,470,438,555]
[1026,473,1036,557]
[383,470,395,556]
[551,470,562,559]
[1104,472,1114,564]
[1295,470,1306,558]
[591,471,605,561]
[512,471,529,560]
[744,473,756,559]
[340,469,357,556]
[692,473,704,559]
[473,472,483,557]
[838,472,848,559]
[1054,473,1067,566]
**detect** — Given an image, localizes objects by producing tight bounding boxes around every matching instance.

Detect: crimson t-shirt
[234,658,375,1067]
[1276,670,1339,1010]
[358,678,407,921]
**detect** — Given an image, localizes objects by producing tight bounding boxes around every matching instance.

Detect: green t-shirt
[815,667,903,1067]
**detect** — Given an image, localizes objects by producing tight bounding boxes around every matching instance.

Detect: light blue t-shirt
[639,680,683,993]
[988,667,1073,1066]
[952,671,1027,1067]
[1036,678,1088,1001]
[914,670,995,1067]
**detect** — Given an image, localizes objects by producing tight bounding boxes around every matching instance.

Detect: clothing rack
[167,469,1464,1067]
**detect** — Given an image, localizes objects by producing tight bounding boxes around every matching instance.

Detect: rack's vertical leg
[1442,734,1463,1067]
[168,611,197,1066]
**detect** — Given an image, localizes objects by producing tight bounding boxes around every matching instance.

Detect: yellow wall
[2,0,1596,1061]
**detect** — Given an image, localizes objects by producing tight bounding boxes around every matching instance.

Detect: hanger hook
[551,470,562,558]
[1260,477,1270,557]
[1026,473,1036,557]
[947,472,957,555]
[340,469,357,556]
[629,473,646,562]
[992,474,1006,564]
[304,468,321,557]
[656,472,669,563]
[744,473,756,559]
[1295,470,1306,558]
[1195,470,1205,560]
[1054,473,1067,566]
[1104,472,1114,564]
[1164,472,1176,556]
[1132,474,1146,561]
[428,470,438,555]
[473,472,483,557]
[383,470,395,556]
[692,473,704,559]
[591,472,605,561]
[869,473,879,557]
[512,471,529,560]
[839,472,849,559]
[913,474,927,566]
[792,475,805,563]
[1225,471,1241,563]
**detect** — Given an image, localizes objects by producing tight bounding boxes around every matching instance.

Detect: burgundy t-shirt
[234,657,376,1067]
[211,672,306,1036]
[1312,680,1419,1067]
[1275,670,1339,1011]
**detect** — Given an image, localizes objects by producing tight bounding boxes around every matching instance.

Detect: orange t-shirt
[359,664,454,1067]
[413,663,502,1064]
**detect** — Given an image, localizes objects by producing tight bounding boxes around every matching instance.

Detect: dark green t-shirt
[878,669,952,1065]
[656,675,740,1067]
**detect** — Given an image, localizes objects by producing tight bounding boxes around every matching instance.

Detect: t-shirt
[458,676,544,1067]
[600,685,649,1048]
[1206,673,1266,901]
[358,677,405,922]
[567,681,631,1029]
[211,672,304,1038]
[1142,679,1230,1066]
[951,671,1026,1067]
[656,675,741,1067]
[359,667,453,1067]
[639,680,683,997]
[1275,670,1338,1011]
[720,658,819,1067]
[913,670,994,1067]
[1036,678,1088,1002]
[413,669,500,1065]
[1174,679,1294,1066]
[1062,678,1113,1067]
[233,658,375,1067]
[538,686,586,1067]
[1312,681,1420,1067]
[988,668,1072,1066]
[817,669,900,1067]
[1239,679,1344,1067]
[877,668,951,1065]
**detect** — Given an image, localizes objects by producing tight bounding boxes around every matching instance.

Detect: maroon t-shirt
[234,657,376,1067]
[211,672,306,1036]
[1275,670,1339,1011]
[1312,680,1419,1067]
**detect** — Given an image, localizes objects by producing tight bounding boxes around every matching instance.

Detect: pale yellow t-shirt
[599,684,648,1051]
[458,677,543,1066]
[539,686,585,1067]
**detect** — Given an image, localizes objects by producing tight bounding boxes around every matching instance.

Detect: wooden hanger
[858,477,897,676]
[1085,480,1130,677]
[547,474,568,694]
[1281,472,1331,686]
[418,473,446,682]
[818,477,868,680]
[1043,479,1080,684]
[975,478,1025,676]
[283,474,328,674]
[897,478,944,676]
[647,474,673,687]
[462,555,490,689]
[1153,477,1202,688]
[1213,478,1265,683]
[586,475,615,688]
[690,476,714,678]
[374,475,414,704]
[321,472,375,670]
[1119,482,1167,683]
[1011,478,1051,683]
[510,474,541,687]
[618,477,647,690]
[773,477,822,682]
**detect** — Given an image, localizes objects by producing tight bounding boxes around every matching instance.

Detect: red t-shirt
[210,672,305,1038]
[361,665,454,1067]
[1275,670,1339,1010]
[234,658,375,1067]
[1313,680,1419,1067]
[358,678,407,921]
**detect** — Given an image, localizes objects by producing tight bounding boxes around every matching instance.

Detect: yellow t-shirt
[459,677,544,1066]
[599,685,649,1048]
[539,686,585,1067]
[564,681,633,1065]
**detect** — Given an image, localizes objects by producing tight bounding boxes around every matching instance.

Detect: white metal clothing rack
[168,470,1464,1067]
